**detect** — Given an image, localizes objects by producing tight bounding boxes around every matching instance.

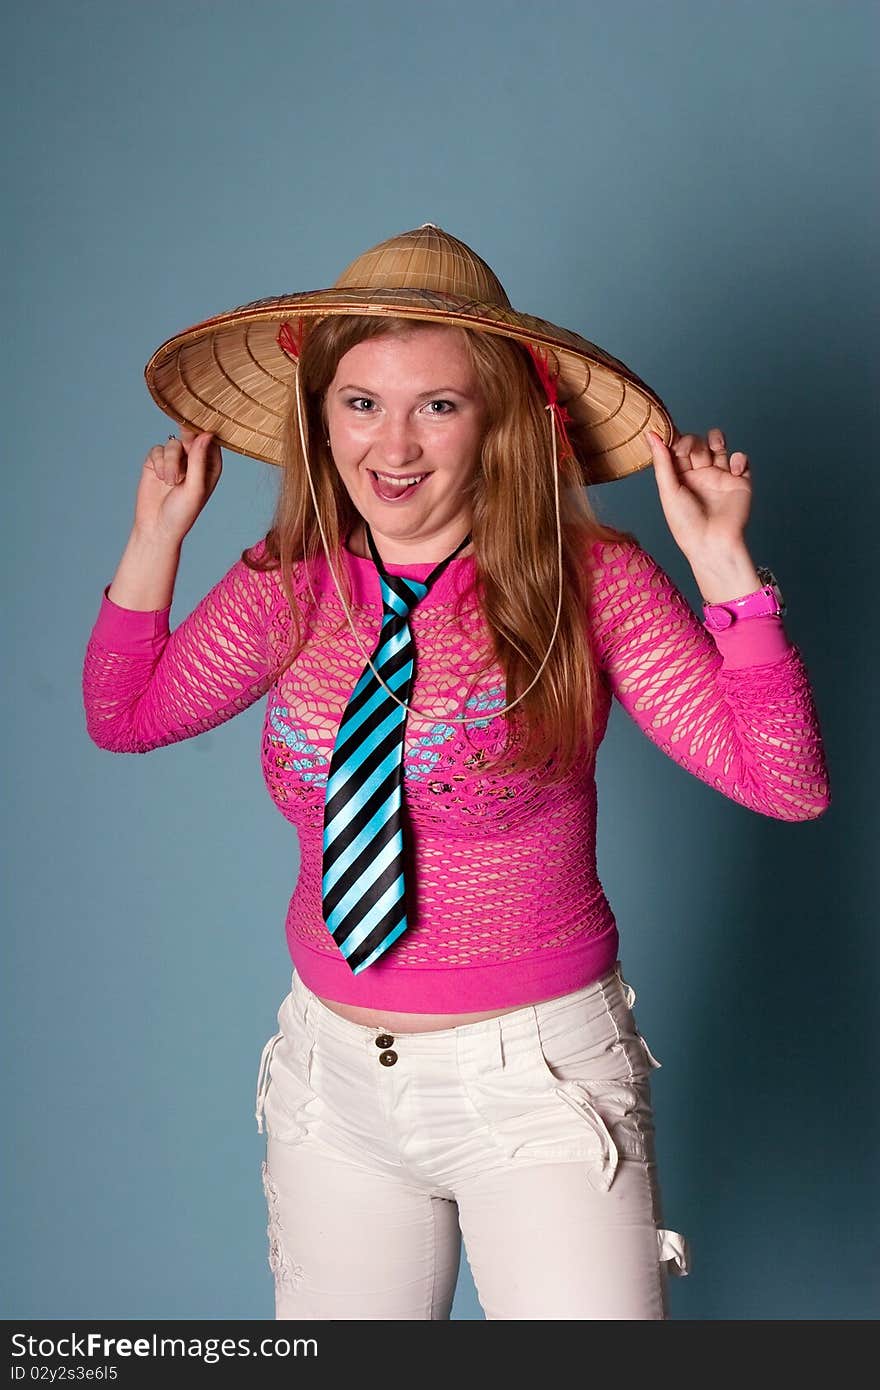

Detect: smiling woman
[85,223,831,1320]
[323,327,487,548]
[249,305,632,791]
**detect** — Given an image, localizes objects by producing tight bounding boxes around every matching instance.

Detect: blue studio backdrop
[4,0,875,1321]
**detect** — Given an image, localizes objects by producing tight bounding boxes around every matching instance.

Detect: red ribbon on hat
[523,342,576,466]
[277,316,309,361]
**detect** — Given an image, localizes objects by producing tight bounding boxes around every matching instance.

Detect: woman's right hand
[134,426,223,545]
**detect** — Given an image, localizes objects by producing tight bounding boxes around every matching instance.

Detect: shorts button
[378,1049,398,1066]
[375,1033,395,1048]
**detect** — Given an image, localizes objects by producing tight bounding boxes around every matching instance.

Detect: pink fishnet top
[82,535,831,1011]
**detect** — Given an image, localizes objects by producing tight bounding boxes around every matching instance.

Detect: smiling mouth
[368,469,431,501]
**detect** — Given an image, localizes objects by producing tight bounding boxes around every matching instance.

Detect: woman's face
[323,326,487,562]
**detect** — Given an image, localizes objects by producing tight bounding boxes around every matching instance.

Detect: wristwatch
[701,566,786,631]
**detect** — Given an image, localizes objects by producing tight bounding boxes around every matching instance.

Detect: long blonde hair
[241,314,638,781]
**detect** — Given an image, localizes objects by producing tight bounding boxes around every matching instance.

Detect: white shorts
[254,960,690,1319]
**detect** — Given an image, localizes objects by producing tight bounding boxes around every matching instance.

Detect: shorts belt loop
[614,960,637,1009]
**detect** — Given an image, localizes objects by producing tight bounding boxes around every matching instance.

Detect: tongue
[376,474,417,500]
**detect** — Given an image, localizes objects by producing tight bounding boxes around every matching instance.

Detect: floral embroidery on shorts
[260,1159,305,1293]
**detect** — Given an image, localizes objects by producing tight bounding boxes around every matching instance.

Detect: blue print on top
[267,704,329,785]
[405,685,505,782]
[268,684,505,787]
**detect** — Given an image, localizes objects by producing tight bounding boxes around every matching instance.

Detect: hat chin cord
[292,362,564,727]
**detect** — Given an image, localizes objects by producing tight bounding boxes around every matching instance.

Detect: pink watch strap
[702,583,780,631]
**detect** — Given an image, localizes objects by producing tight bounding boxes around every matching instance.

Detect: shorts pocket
[533,997,660,1176]
[534,978,664,1087]
[459,975,666,1190]
[461,1061,653,1192]
[255,1023,319,1145]
[553,1076,656,1168]
[461,1061,622,1170]
[460,1045,656,1195]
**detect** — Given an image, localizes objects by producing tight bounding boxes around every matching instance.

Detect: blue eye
[344,397,455,414]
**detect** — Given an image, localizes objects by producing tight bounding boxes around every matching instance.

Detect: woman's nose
[375,418,422,466]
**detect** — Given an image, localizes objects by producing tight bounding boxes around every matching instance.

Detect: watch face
[757,567,786,614]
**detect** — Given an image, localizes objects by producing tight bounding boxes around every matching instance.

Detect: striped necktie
[321,523,472,974]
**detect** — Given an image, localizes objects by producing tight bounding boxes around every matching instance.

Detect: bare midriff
[314,994,553,1033]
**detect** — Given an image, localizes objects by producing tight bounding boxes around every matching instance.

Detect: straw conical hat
[144,223,676,485]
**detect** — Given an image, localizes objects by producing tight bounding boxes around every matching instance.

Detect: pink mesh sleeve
[82,539,287,753]
[587,538,831,821]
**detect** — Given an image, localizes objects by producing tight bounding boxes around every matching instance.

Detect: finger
[672,433,697,470]
[158,434,185,485]
[708,427,730,470]
[177,432,217,488]
[688,435,715,470]
[645,430,681,495]
[147,443,176,485]
[204,433,223,488]
[730,451,750,476]
[164,435,184,472]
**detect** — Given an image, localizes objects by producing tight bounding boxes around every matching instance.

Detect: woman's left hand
[646,426,752,561]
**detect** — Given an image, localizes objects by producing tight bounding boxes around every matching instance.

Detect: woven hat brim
[144,286,677,485]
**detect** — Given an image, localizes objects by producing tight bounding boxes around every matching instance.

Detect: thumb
[645,429,678,496]
[180,431,218,484]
